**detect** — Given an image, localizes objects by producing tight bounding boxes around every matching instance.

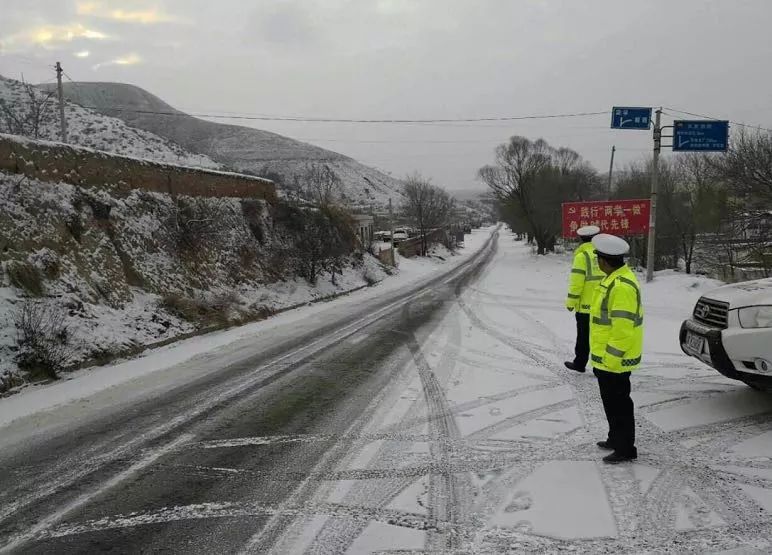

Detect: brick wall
[0,134,276,201]
[397,229,448,258]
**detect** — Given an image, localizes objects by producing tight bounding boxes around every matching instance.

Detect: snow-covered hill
[0,76,221,169]
[41,81,403,206]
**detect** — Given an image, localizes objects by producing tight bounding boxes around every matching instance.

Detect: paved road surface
[2,230,772,554]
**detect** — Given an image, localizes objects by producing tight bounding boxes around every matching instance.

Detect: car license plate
[686,332,704,353]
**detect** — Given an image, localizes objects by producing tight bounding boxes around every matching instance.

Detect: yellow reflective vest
[566,242,603,314]
[590,265,644,373]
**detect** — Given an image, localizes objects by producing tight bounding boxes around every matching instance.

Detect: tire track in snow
[36,502,437,541]
[374,381,561,438]
[297,296,469,553]
[296,238,504,553]
[403,326,464,551]
[240,345,417,554]
[464,398,577,442]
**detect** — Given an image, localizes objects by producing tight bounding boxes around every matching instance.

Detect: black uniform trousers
[573,312,590,369]
[593,368,635,454]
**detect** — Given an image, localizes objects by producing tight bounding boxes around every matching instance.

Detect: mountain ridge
[42,81,403,206]
[1,75,221,170]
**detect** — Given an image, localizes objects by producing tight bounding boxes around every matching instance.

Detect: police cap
[592,234,630,258]
[576,225,600,238]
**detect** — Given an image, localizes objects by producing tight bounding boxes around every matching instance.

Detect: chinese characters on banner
[561,199,651,238]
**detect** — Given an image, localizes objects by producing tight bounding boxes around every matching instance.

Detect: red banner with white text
[561,199,650,238]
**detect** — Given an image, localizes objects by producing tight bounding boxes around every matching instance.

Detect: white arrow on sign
[678,136,691,148]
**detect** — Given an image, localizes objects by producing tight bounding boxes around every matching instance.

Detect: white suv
[680,278,772,390]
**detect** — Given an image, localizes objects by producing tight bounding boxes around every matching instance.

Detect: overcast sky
[2,0,771,191]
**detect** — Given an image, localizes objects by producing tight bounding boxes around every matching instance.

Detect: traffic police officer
[590,233,644,464]
[564,225,602,373]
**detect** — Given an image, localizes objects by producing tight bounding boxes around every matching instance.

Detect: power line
[663,107,772,133]
[288,129,620,144]
[73,105,611,124]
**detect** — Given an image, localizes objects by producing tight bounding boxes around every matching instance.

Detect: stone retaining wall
[0,134,276,201]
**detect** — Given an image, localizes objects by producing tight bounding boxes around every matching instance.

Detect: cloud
[1,23,109,51]
[76,1,177,24]
[375,0,418,16]
[254,2,318,48]
[74,50,90,58]
[93,52,141,70]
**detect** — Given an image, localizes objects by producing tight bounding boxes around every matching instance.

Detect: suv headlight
[738,306,772,329]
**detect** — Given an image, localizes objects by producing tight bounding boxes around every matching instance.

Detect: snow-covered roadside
[270,232,772,553]
[0,227,496,428]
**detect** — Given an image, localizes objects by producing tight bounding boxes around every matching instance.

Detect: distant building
[352,214,374,246]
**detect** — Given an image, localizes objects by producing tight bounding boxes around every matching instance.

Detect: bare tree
[0,78,57,139]
[667,154,726,273]
[402,174,455,256]
[705,129,772,278]
[479,137,598,254]
[289,205,356,284]
[712,128,772,206]
[320,206,357,284]
[302,163,342,206]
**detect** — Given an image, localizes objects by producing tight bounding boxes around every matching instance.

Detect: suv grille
[693,297,729,329]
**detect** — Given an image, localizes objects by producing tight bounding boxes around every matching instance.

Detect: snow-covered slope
[41,81,403,206]
[0,76,221,169]
[0,169,388,393]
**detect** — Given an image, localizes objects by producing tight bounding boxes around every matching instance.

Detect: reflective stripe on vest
[592,277,643,327]
[618,276,644,327]
[593,354,641,367]
[592,280,616,325]
[583,251,602,281]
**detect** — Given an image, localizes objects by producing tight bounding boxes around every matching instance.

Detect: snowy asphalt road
[2,230,772,553]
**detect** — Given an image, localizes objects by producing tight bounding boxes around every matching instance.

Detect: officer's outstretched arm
[604,285,637,371]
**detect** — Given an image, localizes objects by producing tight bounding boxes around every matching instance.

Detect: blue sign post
[611,107,652,130]
[672,120,729,152]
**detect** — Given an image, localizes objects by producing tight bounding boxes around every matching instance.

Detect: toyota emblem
[695,304,711,319]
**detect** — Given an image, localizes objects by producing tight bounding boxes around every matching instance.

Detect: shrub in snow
[65,211,84,243]
[362,266,380,286]
[6,260,44,296]
[165,197,227,257]
[13,299,75,380]
[160,292,237,328]
[240,199,265,244]
[83,194,112,220]
[29,248,61,279]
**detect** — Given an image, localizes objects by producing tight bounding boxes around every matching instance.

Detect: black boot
[603,448,638,464]
[596,440,614,450]
[564,361,586,373]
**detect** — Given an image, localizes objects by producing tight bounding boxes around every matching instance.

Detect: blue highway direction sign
[672,120,729,152]
[611,107,652,130]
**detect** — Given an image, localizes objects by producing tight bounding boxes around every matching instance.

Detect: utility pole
[55,62,68,143]
[388,197,396,266]
[645,108,662,283]
[607,145,616,199]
